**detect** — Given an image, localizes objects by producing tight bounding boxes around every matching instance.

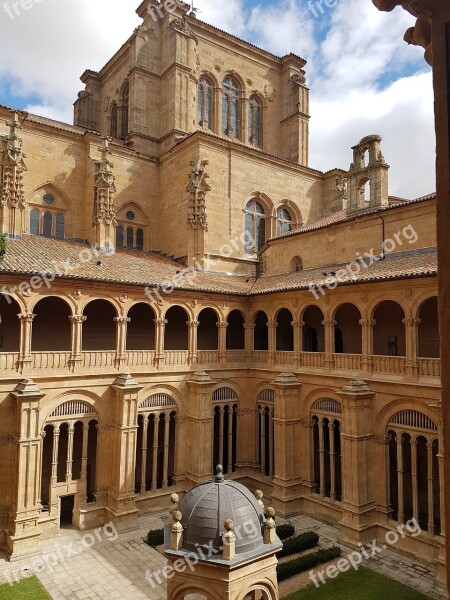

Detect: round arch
[254,310,268,350]
[417,296,439,358]
[333,302,362,354]
[32,296,72,352]
[82,299,118,351]
[138,385,184,413]
[126,302,156,351]
[302,305,325,352]
[0,293,22,352]
[226,309,245,350]
[164,305,190,351]
[372,300,406,356]
[40,390,105,428]
[376,399,441,435]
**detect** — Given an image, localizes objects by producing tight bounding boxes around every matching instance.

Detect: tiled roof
[270,194,437,241]
[0,236,436,297]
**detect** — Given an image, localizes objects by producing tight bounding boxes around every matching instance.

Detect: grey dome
[179,466,264,555]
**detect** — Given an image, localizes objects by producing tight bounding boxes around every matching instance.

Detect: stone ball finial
[265,506,275,519]
[224,519,234,532]
[170,493,179,505]
[215,464,225,482]
[255,489,264,510]
[173,510,182,524]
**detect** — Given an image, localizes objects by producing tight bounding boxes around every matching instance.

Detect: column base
[104,492,139,532]
[338,501,378,547]
[271,477,303,518]
[4,514,42,561]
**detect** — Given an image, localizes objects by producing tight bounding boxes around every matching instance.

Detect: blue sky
[0,0,435,197]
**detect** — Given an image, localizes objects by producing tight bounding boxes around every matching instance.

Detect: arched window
[213,388,239,475]
[136,228,144,251]
[276,207,293,236]
[244,200,265,253]
[55,213,65,239]
[222,77,240,138]
[43,212,53,237]
[387,410,440,534]
[30,208,40,235]
[248,95,262,147]
[120,82,129,139]
[198,76,213,129]
[312,398,342,502]
[127,226,134,249]
[257,390,275,477]
[292,256,303,272]
[110,102,118,138]
[116,225,124,248]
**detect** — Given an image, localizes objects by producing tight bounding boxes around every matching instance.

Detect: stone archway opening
[198,308,219,350]
[32,297,71,351]
[276,308,293,351]
[127,303,156,350]
[0,294,21,352]
[164,306,189,350]
[418,296,439,358]
[254,311,268,350]
[303,306,325,352]
[226,310,245,350]
[373,300,405,356]
[83,300,117,351]
[334,303,362,354]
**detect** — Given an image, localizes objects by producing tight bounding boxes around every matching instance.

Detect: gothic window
[136,228,144,251]
[29,190,67,238]
[292,256,303,272]
[198,76,213,129]
[55,213,65,240]
[244,200,266,253]
[222,77,240,138]
[120,82,129,139]
[276,207,293,236]
[116,225,124,248]
[110,102,118,138]
[30,208,40,235]
[127,226,134,249]
[248,95,262,146]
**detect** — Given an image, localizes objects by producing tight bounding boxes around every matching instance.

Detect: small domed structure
[164,466,282,600]
[180,464,264,555]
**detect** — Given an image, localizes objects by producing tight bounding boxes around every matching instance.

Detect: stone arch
[82,298,118,351]
[333,302,362,354]
[197,306,220,350]
[164,305,190,351]
[138,385,184,413]
[238,581,278,600]
[27,182,72,238]
[372,299,406,356]
[302,305,325,352]
[116,201,150,250]
[126,302,156,351]
[0,293,22,352]
[32,296,72,352]
[226,309,246,350]
[40,390,104,428]
[417,295,439,358]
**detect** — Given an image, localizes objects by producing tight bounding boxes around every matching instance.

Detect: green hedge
[276,523,295,540]
[146,528,165,547]
[276,531,319,559]
[277,546,342,582]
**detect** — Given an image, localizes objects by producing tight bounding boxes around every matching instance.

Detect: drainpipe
[378,214,386,260]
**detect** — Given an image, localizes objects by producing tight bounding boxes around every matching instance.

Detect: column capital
[154,318,168,326]
[216,321,229,329]
[187,319,200,328]
[18,313,36,323]
[69,314,87,324]
[114,316,130,324]
[402,317,421,326]
[359,318,376,326]
[322,319,337,327]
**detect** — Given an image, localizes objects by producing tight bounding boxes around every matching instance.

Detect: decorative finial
[264,507,276,545]
[222,519,236,560]
[255,490,264,511]
[215,464,225,482]
[170,510,183,551]
[169,492,180,524]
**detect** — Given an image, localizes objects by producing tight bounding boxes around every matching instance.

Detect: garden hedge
[275,523,295,540]
[146,528,165,547]
[277,546,342,582]
[276,531,319,558]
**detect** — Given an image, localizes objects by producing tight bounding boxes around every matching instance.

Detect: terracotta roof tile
[0,237,436,297]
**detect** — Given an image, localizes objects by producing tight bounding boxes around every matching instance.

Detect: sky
[0,0,435,198]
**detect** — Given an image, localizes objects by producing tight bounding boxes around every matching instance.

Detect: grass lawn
[284,567,431,600]
[0,576,51,599]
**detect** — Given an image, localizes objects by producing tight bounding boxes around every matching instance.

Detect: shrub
[277,546,341,582]
[0,234,6,261]
[146,528,164,547]
[276,531,319,558]
[276,523,295,540]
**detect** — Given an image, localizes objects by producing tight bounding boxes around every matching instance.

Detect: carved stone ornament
[335,176,348,199]
[72,290,83,300]
[264,84,277,102]
[372,0,433,64]
[290,71,306,86]
[92,136,117,227]
[0,111,27,209]
[170,17,198,44]
[187,158,211,230]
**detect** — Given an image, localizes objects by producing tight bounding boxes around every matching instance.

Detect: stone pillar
[360,318,375,373]
[245,323,255,360]
[6,379,44,559]
[242,97,249,144]
[322,319,336,370]
[272,373,302,517]
[188,319,199,365]
[403,317,420,378]
[184,372,214,486]
[338,379,377,547]
[140,414,149,495]
[217,320,228,363]
[114,316,130,369]
[267,320,277,365]
[69,314,87,371]
[18,313,35,374]
[106,374,142,532]
[151,413,161,491]
[292,320,302,366]
[155,318,168,365]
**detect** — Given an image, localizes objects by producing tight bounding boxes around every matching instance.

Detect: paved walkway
[0,512,446,599]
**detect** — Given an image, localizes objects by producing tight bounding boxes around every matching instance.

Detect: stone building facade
[0,0,443,587]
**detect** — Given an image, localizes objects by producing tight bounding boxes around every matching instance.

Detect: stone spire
[0,111,27,235]
[186,156,211,267]
[92,136,117,251]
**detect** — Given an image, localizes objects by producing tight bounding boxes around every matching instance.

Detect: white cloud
[0,0,436,197]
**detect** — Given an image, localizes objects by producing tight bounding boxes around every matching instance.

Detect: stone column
[403,317,420,378]
[18,313,35,374]
[66,424,75,483]
[107,373,142,532]
[272,373,302,517]
[69,314,87,371]
[241,97,249,143]
[114,316,130,369]
[360,318,375,373]
[154,318,168,366]
[151,413,160,491]
[187,319,199,365]
[338,379,377,547]
[292,320,303,367]
[218,321,228,363]
[267,319,277,365]
[227,407,234,473]
[162,414,171,489]
[6,379,44,559]
[244,323,255,360]
[427,441,435,535]
[184,372,214,486]
[140,414,149,495]
[323,318,336,370]
[80,422,90,507]
[396,433,405,524]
